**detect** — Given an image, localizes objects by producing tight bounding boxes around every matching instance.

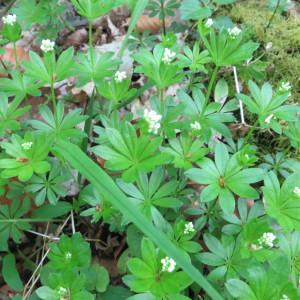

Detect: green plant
[1,1,300,299]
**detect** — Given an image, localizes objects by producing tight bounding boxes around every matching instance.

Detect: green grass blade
[54,141,224,300]
[118,0,149,57]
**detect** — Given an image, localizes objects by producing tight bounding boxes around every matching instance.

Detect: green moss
[229,0,300,100]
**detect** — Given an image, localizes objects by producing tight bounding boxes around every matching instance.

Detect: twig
[23,215,72,299]
[265,0,280,30]
[0,0,17,18]
[71,210,76,234]
[233,66,245,124]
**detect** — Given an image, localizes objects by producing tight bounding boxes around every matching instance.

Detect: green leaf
[54,140,224,300]
[179,0,212,20]
[31,201,72,219]
[215,79,228,103]
[226,279,256,299]
[2,253,23,291]
[92,265,110,292]
[119,0,149,57]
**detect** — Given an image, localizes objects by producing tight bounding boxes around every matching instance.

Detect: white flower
[21,142,33,150]
[41,39,55,53]
[244,154,249,160]
[161,256,176,272]
[190,121,201,130]
[280,295,290,300]
[144,109,162,134]
[184,222,195,235]
[293,187,300,197]
[65,252,72,260]
[228,26,242,38]
[162,48,176,64]
[258,232,276,248]
[57,287,68,296]
[2,14,16,26]
[115,70,127,83]
[279,81,292,95]
[205,18,213,28]
[264,113,274,124]
[250,243,262,251]
[265,42,273,51]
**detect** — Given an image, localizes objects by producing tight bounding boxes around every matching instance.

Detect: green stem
[265,0,280,30]
[205,66,218,105]
[50,78,56,112]
[13,42,20,71]
[159,88,164,113]
[81,90,95,153]
[88,21,94,66]
[160,0,166,36]
[244,119,260,144]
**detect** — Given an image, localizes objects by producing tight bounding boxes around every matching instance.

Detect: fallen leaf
[0,44,29,67]
[130,15,171,33]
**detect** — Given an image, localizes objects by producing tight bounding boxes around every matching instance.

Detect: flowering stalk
[205,66,219,105]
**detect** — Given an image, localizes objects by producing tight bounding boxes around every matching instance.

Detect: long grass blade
[54,141,224,300]
[118,0,149,57]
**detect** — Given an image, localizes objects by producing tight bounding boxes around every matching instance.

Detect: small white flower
[161,256,176,272]
[144,109,162,134]
[65,251,72,260]
[114,70,127,83]
[280,295,290,300]
[228,26,242,38]
[57,287,68,296]
[205,18,213,28]
[21,142,33,150]
[244,154,249,160]
[258,232,276,248]
[2,14,16,26]
[264,113,274,124]
[293,187,300,197]
[279,81,292,95]
[162,48,176,64]
[265,42,273,51]
[250,243,263,251]
[184,222,195,235]
[41,39,55,53]
[190,121,201,130]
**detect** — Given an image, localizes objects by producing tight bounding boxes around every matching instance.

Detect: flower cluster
[228,26,242,38]
[21,142,33,150]
[264,113,274,124]
[184,222,195,235]
[162,48,176,64]
[280,295,290,300]
[190,121,201,130]
[258,232,276,248]
[205,18,213,28]
[57,287,68,296]
[65,252,72,261]
[161,256,176,272]
[2,14,17,26]
[144,109,162,134]
[115,70,127,83]
[279,81,292,95]
[41,39,55,53]
[293,186,300,197]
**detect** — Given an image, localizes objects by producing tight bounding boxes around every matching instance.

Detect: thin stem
[265,0,280,30]
[160,0,166,36]
[13,42,20,71]
[88,21,94,66]
[81,90,95,153]
[244,118,260,144]
[205,66,219,105]
[50,78,56,111]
